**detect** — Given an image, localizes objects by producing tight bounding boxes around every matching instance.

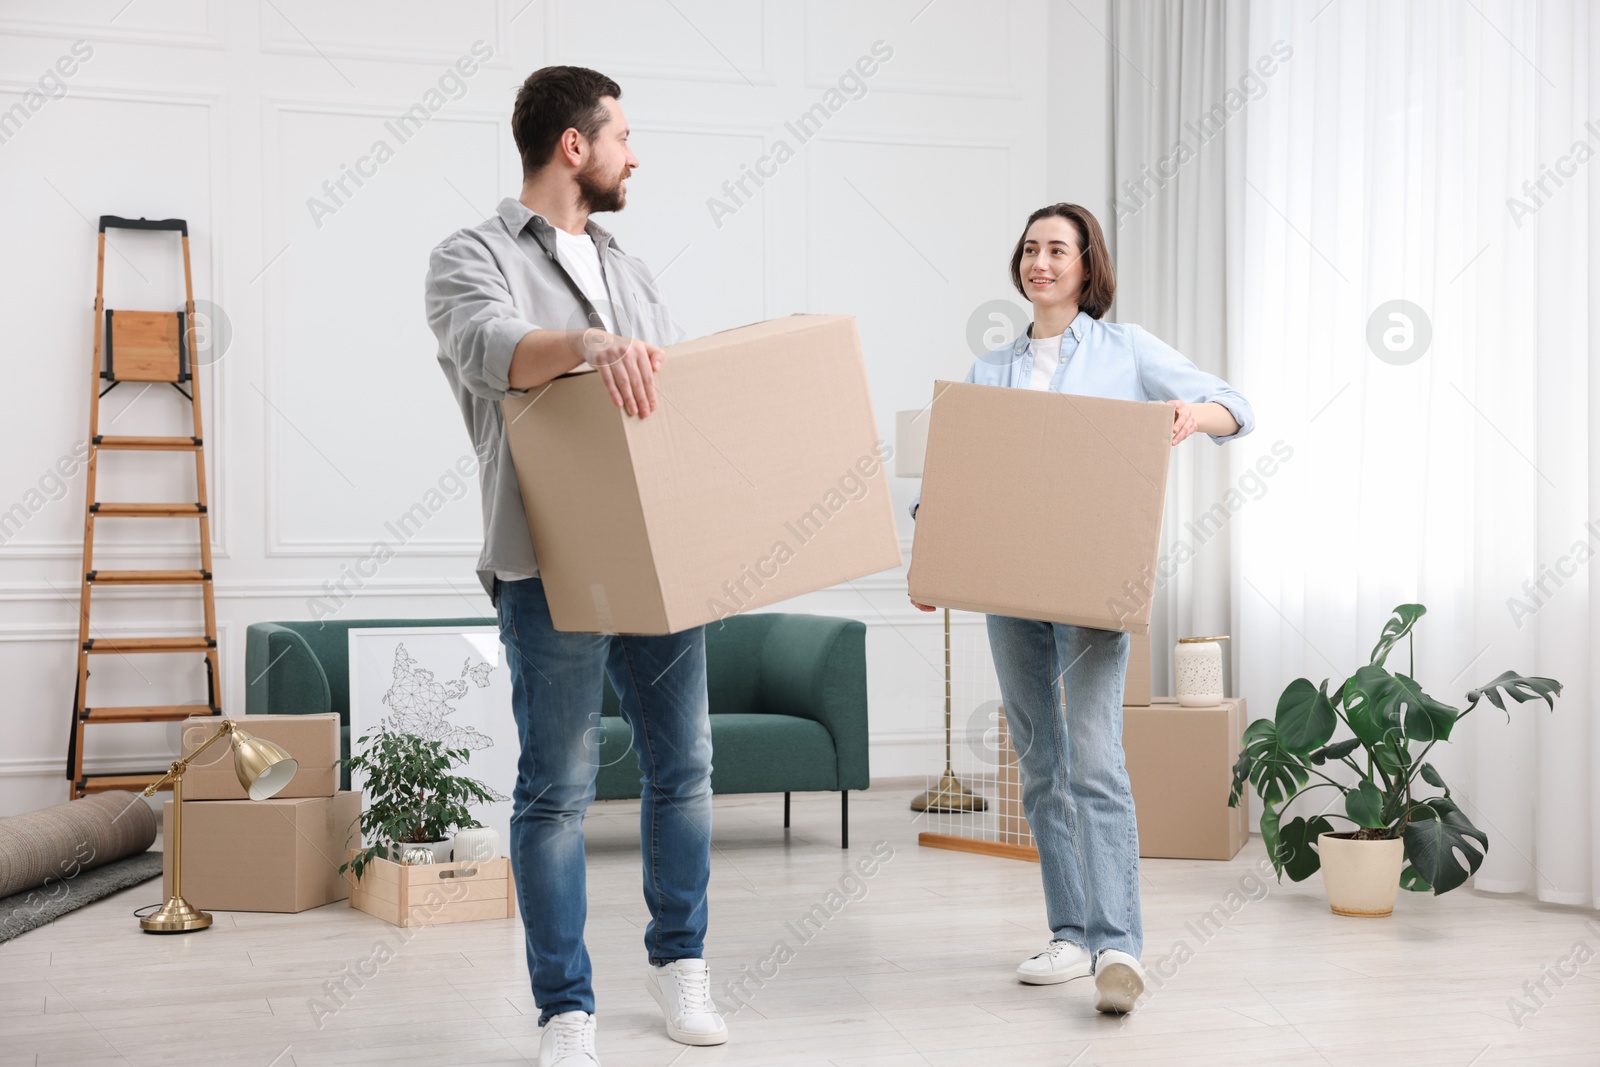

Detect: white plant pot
[1318,832,1405,917]
[450,826,501,863]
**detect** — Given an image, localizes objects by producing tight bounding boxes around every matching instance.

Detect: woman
[911,203,1253,1014]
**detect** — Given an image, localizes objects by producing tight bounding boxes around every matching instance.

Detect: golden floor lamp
[138,719,298,933]
[896,409,986,814]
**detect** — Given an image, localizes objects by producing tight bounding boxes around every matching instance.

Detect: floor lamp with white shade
[895,409,986,814]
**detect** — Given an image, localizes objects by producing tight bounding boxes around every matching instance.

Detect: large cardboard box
[161,791,360,912]
[990,697,1247,861]
[1125,631,1152,706]
[179,714,340,800]
[907,382,1172,634]
[1122,698,1249,860]
[503,315,903,634]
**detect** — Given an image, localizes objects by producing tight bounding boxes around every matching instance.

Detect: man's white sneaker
[539,1010,599,1067]
[1093,949,1146,1014]
[1016,939,1093,985]
[646,959,729,1046]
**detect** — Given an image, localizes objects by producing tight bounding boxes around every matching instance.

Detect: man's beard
[577,159,627,214]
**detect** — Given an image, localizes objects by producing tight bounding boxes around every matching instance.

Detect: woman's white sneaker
[1016,940,1093,985]
[539,1010,599,1067]
[1093,949,1145,1014]
[646,959,729,1046]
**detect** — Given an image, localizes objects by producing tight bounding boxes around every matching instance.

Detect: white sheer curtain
[1111,0,1253,696]
[1229,0,1599,906]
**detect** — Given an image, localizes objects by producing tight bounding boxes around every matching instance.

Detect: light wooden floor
[3,786,1599,1066]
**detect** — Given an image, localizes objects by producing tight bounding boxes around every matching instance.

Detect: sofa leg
[783,791,790,829]
[840,790,848,849]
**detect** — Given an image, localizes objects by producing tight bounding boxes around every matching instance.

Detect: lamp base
[911,772,988,814]
[140,895,213,933]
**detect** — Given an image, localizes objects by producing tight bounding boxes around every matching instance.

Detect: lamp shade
[229,729,298,801]
[895,409,929,478]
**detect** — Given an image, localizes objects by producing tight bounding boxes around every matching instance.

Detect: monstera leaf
[1402,798,1488,894]
[1466,671,1563,719]
[1275,814,1335,881]
[1369,604,1426,667]
[1275,677,1337,755]
[1230,718,1309,808]
[1344,779,1385,829]
[1308,737,1361,766]
[1343,664,1403,749]
[1389,673,1460,742]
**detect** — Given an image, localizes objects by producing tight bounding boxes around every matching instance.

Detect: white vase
[1318,832,1405,917]
[1175,636,1228,706]
[450,825,500,863]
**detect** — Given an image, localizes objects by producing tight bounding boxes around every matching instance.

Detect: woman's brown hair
[1009,203,1116,319]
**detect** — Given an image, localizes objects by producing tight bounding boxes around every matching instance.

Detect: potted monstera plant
[338,722,500,881]
[1228,604,1561,916]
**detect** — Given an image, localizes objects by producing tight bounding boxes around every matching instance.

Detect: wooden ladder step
[83,704,215,723]
[90,502,205,517]
[83,636,215,653]
[78,773,172,795]
[93,435,201,451]
[87,569,210,586]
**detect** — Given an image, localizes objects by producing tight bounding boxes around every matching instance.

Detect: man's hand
[909,597,936,612]
[1167,398,1199,446]
[583,329,663,418]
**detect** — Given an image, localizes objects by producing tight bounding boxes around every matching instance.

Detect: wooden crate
[346,851,517,927]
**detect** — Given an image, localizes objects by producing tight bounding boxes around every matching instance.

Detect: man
[424,66,727,1067]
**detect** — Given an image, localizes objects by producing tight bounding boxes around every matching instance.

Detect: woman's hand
[1166,398,1200,445]
[909,597,937,612]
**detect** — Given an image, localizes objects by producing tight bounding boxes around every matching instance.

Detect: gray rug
[0,849,163,944]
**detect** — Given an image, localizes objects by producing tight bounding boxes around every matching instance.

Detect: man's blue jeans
[496,577,713,1022]
[986,615,1142,964]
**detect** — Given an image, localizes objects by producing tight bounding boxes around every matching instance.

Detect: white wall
[0,0,1110,815]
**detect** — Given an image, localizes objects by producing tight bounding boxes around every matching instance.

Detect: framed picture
[347,626,516,856]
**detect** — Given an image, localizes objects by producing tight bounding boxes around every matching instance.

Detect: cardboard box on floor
[503,315,903,634]
[907,381,1172,634]
[993,697,1248,861]
[178,714,340,801]
[162,791,360,912]
[1125,631,1152,706]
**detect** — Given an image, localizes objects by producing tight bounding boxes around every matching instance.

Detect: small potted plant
[338,722,500,882]
[1229,604,1561,915]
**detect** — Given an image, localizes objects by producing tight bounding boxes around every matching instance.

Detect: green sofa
[243,613,868,846]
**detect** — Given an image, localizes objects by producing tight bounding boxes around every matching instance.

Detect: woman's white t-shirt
[1027,332,1064,391]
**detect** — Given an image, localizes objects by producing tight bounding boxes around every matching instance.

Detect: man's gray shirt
[424,196,683,596]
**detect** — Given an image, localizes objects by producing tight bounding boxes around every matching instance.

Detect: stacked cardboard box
[162,714,357,912]
[992,696,1249,861]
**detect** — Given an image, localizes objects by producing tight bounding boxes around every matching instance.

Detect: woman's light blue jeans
[497,577,714,1023]
[986,614,1142,964]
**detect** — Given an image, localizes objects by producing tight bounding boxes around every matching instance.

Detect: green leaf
[1308,737,1361,766]
[1276,678,1337,755]
[1369,604,1426,667]
[1399,863,1433,893]
[1418,762,1447,791]
[1402,798,1488,894]
[1344,664,1402,749]
[1235,718,1310,808]
[1276,815,1335,881]
[1370,741,1405,777]
[1344,780,1385,828]
[1391,673,1460,742]
[1260,806,1283,877]
[1466,671,1563,718]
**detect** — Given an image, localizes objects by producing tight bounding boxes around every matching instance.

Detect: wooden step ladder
[68,215,220,798]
